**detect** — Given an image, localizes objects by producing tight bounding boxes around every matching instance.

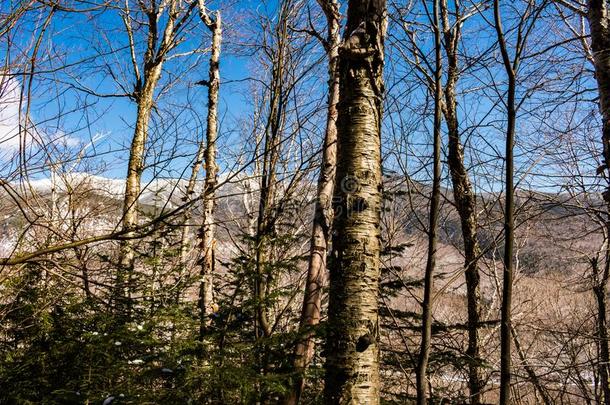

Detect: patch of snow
[102,396,115,405]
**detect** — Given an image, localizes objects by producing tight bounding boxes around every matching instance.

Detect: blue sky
[0,0,603,194]
[0,0,264,180]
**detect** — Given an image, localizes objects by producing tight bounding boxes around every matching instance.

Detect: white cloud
[0,75,83,160]
[0,76,22,154]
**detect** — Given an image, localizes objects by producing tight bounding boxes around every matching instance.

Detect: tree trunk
[117,1,180,314]
[440,1,482,402]
[178,138,205,267]
[324,0,386,403]
[117,63,163,311]
[251,1,295,346]
[586,2,610,402]
[588,0,610,178]
[510,324,553,405]
[284,1,340,403]
[197,2,221,338]
[416,0,442,403]
[595,282,610,405]
[494,1,516,403]
[591,255,610,405]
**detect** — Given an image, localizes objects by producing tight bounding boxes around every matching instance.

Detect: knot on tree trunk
[356,333,374,352]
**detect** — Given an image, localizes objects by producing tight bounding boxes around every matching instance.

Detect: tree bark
[324,0,386,403]
[416,0,442,403]
[588,0,610,177]
[197,1,221,338]
[586,3,610,402]
[440,1,482,402]
[284,1,340,404]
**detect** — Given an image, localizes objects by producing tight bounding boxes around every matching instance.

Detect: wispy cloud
[0,75,82,160]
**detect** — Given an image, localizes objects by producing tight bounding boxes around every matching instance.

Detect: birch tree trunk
[586,3,610,402]
[324,0,386,403]
[284,1,340,403]
[588,0,610,178]
[416,0,442,403]
[197,1,221,336]
[178,141,205,268]
[440,1,482,402]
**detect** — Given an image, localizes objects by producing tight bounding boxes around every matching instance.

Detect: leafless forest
[1,0,610,404]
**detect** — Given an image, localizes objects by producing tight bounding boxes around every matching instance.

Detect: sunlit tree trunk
[324,0,386,402]
[440,1,482,402]
[117,1,180,314]
[284,1,340,403]
[588,0,610,178]
[178,142,205,267]
[118,70,161,309]
[586,2,610,402]
[197,0,221,336]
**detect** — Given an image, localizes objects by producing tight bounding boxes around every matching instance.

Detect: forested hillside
[1,0,609,404]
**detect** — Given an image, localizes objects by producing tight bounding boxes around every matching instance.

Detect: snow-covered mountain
[6,172,264,211]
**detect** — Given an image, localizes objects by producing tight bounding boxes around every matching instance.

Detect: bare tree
[117,0,197,313]
[493,1,548,402]
[494,2,518,401]
[416,0,442,403]
[252,0,294,341]
[196,0,221,337]
[285,0,340,403]
[440,1,484,401]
